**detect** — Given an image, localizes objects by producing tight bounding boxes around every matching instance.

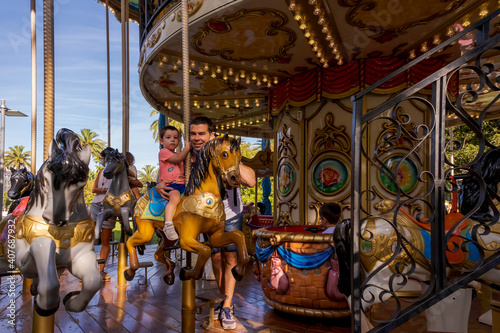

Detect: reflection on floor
[0,245,493,332]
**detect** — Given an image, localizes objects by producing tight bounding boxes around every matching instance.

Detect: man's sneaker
[214,301,234,317]
[219,307,236,330]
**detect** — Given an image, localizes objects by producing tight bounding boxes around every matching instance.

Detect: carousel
[1,0,500,332]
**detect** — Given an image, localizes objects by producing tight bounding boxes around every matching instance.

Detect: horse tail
[333,219,352,297]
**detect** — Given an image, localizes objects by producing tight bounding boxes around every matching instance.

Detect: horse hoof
[180,267,192,281]
[63,291,81,307]
[163,273,175,285]
[34,298,59,317]
[138,244,145,256]
[124,269,135,281]
[231,266,244,282]
[95,238,102,246]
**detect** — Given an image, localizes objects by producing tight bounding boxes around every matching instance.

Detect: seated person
[155,125,190,241]
[125,151,143,200]
[319,202,341,234]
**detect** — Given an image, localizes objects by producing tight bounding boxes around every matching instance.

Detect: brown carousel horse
[125,134,249,284]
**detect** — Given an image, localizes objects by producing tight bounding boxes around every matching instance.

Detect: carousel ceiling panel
[138,0,499,138]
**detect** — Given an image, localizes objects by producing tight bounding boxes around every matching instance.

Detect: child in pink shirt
[157,125,190,240]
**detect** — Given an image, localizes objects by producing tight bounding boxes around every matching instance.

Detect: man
[156,116,255,330]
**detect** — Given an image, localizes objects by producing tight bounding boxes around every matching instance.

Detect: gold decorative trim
[255,228,333,246]
[175,0,203,22]
[263,294,350,319]
[146,28,162,48]
[16,215,94,249]
[103,190,135,216]
[178,192,225,226]
[310,113,351,157]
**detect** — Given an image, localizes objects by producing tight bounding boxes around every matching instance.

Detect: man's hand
[155,180,174,200]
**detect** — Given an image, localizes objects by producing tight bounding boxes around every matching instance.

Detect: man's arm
[155,181,174,200]
[239,163,256,188]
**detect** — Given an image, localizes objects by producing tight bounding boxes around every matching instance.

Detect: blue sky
[0,0,165,172]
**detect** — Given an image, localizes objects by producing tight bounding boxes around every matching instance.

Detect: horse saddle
[402,209,472,265]
[141,188,169,222]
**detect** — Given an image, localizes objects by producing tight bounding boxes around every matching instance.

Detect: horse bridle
[212,145,240,182]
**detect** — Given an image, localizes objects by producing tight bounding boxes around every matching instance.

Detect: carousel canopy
[105,1,500,137]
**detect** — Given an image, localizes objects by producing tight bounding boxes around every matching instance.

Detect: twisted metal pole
[43,0,54,160]
[30,0,37,173]
[180,1,194,332]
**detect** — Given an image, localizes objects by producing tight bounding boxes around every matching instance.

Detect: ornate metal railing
[139,0,179,46]
[350,9,500,333]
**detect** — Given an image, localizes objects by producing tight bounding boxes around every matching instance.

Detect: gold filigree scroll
[146,28,162,48]
[278,124,297,160]
[375,106,419,154]
[276,202,297,226]
[311,113,350,156]
[193,8,296,63]
[175,0,203,21]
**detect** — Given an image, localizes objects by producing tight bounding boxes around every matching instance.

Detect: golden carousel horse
[125,134,249,284]
[15,128,101,316]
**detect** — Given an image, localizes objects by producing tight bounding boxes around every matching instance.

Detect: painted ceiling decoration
[99,0,500,138]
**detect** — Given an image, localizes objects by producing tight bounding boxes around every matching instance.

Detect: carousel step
[195,291,226,330]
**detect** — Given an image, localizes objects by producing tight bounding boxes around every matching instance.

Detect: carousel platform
[0,245,493,332]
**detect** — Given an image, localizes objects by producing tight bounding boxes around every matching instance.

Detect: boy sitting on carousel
[143,125,190,241]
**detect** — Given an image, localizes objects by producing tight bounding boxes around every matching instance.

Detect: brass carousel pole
[33,0,55,331]
[23,0,37,295]
[180,0,194,332]
[117,0,130,289]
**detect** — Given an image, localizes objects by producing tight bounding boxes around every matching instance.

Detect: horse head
[186,134,242,197]
[28,128,91,226]
[210,133,242,188]
[8,167,34,199]
[102,149,128,179]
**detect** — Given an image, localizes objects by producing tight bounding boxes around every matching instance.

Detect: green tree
[77,129,106,161]
[138,165,158,187]
[84,170,97,205]
[239,140,271,206]
[4,145,31,169]
[446,120,500,169]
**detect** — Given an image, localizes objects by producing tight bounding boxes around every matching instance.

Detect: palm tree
[4,145,31,169]
[77,129,106,161]
[150,109,185,143]
[138,165,158,185]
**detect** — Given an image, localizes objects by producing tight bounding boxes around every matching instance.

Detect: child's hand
[185,141,191,151]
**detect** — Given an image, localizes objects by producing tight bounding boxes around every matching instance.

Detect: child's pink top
[159,148,185,184]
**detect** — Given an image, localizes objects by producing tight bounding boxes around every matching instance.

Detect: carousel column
[33,0,55,332]
[117,0,130,290]
[180,0,194,331]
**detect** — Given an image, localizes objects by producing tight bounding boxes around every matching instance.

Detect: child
[125,152,143,200]
[319,202,341,234]
[157,125,190,240]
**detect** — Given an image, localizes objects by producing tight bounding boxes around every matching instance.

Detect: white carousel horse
[15,128,101,316]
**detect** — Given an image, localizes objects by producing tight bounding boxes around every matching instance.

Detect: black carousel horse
[7,166,34,213]
[94,149,134,243]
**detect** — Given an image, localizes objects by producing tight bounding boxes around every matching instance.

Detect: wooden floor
[0,245,494,333]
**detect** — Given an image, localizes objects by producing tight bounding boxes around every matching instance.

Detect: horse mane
[106,149,129,172]
[184,134,240,197]
[27,128,89,211]
[460,147,500,221]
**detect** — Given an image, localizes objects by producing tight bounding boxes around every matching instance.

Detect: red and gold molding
[269,56,459,115]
